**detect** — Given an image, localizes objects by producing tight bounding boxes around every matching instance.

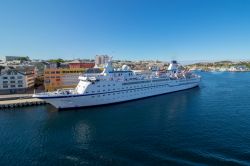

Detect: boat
[33,60,201,109]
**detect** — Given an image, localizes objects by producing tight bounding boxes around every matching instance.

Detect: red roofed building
[68,60,95,69]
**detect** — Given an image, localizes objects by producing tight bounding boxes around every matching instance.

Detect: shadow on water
[29,87,204,165]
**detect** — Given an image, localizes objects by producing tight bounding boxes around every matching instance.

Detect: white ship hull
[40,78,200,109]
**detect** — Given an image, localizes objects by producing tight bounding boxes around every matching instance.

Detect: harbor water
[1,72,250,165]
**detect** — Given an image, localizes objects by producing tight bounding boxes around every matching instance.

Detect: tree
[48,58,65,63]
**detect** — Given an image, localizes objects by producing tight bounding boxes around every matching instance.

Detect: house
[0,67,35,94]
[68,60,95,69]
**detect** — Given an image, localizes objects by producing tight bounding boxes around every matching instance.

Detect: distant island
[186,61,250,72]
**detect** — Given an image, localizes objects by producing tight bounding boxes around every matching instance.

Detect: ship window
[92,91,95,93]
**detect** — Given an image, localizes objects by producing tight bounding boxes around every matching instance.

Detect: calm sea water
[1,72,250,165]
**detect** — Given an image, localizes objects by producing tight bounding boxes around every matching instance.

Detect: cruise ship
[33,60,201,109]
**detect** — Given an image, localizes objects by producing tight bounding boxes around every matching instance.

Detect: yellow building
[44,68,85,91]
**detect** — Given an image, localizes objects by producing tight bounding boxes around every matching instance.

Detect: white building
[0,68,35,94]
[95,55,110,67]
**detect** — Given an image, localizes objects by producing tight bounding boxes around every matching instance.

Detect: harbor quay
[0,93,33,101]
[0,97,46,109]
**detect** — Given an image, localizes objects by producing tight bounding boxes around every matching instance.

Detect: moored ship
[33,60,201,109]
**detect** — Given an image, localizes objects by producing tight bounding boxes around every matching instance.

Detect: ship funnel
[168,60,178,71]
[102,59,114,74]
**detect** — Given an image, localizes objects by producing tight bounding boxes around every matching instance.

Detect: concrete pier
[0,98,46,109]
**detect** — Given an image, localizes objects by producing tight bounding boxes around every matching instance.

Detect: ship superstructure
[33,60,201,109]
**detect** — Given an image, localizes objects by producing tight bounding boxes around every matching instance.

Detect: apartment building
[44,68,85,91]
[95,55,110,67]
[0,68,35,94]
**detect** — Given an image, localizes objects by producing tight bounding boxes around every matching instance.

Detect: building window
[17,76,22,79]
[3,81,8,83]
[10,81,15,83]
[11,85,15,88]
[3,85,8,88]
[10,76,15,79]
[18,80,23,83]
[56,71,60,74]
[3,77,8,79]
[18,85,23,87]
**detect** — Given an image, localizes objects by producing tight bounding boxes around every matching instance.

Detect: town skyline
[1,55,250,66]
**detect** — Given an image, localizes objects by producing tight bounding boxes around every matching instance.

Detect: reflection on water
[74,122,91,148]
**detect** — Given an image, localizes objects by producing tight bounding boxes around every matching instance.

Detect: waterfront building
[68,60,95,69]
[44,68,85,91]
[0,67,35,94]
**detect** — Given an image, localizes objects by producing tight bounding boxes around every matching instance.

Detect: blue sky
[0,0,250,62]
